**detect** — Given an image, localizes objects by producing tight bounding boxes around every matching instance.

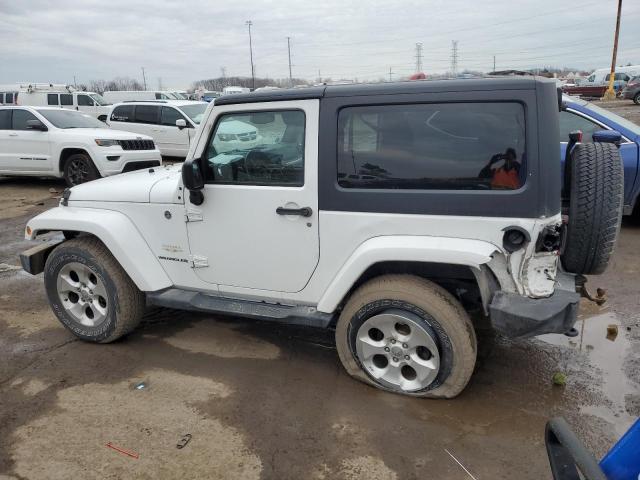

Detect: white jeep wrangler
[20,78,623,398]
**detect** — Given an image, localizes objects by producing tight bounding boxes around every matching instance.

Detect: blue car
[561,96,640,216]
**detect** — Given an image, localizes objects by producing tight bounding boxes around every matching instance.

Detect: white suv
[0,106,162,186]
[107,100,209,157]
[20,79,624,398]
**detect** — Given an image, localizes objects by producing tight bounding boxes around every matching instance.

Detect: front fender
[316,236,498,313]
[25,206,172,292]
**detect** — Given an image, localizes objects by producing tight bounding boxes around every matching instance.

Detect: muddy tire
[63,153,100,186]
[335,274,477,398]
[562,142,623,275]
[44,236,145,343]
[634,92,640,105]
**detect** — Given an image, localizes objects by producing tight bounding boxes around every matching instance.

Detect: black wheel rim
[67,159,90,185]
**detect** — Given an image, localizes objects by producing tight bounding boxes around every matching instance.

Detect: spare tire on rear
[562,142,623,275]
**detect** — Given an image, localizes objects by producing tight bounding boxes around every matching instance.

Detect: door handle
[276,206,312,217]
[9,133,18,137]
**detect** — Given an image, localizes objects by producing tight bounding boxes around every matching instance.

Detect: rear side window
[12,109,38,130]
[134,105,159,124]
[110,105,134,122]
[47,94,59,106]
[338,102,526,190]
[0,110,11,129]
[4,93,14,104]
[60,94,73,106]
[160,106,184,126]
[77,94,93,106]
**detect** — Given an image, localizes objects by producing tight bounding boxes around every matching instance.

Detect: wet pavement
[1,108,640,478]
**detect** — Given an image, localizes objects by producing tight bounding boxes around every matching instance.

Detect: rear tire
[335,274,477,398]
[634,92,640,105]
[44,237,145,343]
[561,142,623,275]
[63,153,100,186]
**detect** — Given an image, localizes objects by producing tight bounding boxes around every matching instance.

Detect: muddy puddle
[538,312,637,437]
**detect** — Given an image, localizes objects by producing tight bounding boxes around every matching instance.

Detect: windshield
[180,104,208,124]
[90,93,110,106]
[173,92,187,100]
[36,109,107,129]
[582,100,640,137]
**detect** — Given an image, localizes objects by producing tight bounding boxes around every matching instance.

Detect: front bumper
[489,288,580,338]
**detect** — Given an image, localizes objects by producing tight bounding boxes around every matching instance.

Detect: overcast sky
[1,0,639,89]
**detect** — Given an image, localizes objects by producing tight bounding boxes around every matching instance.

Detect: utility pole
[158,77,163,90]
[245,20,255,90]
[450,40,459,77]
[414,43,423,73]
[389,67,393,82]
[604,0,623,100]
[287,36,293,87]
[73,76,77,88]
[317,69,321,83]
[493,55,496,73]
[141,67,147,90]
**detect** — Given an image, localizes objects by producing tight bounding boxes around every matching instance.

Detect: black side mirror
[592,129,622,146]
[26,119,48,131]
[182,159,205,205]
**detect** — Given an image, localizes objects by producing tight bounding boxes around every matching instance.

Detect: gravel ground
[0,100,638,479]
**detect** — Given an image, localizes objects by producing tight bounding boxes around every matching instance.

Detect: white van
[102,91,180,103]
[15,84,111,121]
[222,86,250,95]
[583,65,640,86]
[107,100,209,157]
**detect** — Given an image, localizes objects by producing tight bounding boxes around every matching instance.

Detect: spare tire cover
[561,142,623,275]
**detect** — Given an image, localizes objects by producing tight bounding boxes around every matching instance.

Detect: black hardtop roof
[213,76,552,105]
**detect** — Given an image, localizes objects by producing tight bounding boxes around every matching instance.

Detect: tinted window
[110,105,134,122]
[559,111,602,143]
[47,94,59,105]
[338,103,526,190]
[12,109,39,130]
[60,94,73,106]
[0,110,11,129]
[160,106,184,126]
[134,105,159,124]
[4,93,14,104]
[204,110,305,186]
[77,94,93,106]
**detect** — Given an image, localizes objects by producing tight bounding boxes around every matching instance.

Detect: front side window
[5,93,14,104]
[60,94,73,106]
[90,93,109,106]
[47,94,59,106]
[180,104,207,124]
[77,94,93,106]
[133,105,159,124]
[338,102,526,190]
[0,109,11,129]
[12,109,39,130]
[559,111,602,143]
[110,105,134,122]
[160,107,184,126]
[204,110,305,186]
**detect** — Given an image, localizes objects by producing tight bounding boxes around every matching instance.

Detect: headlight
[94,139,120,147]
[217,134,237,141]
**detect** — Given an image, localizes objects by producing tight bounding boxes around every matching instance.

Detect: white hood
[61,128,154,141]
[69,164,183,203]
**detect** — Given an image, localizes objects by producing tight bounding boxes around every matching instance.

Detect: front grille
[122,161,161,173]
[117,139,155,150]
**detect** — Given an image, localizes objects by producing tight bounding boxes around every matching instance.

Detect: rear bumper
[622,89,638,99]
[489,289,580,338]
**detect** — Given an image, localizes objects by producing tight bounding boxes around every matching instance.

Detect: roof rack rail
[19,83,75,93]
[121,100,169,103]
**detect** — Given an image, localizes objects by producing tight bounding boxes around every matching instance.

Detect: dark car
[622,76,640,104]
[561,95,640,215]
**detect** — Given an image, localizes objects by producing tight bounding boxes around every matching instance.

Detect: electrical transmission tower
[414,43,423,73]
[450,40,458,77]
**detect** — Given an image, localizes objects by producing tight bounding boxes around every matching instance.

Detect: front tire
[335,275,477,398]
[634,92,640,105]
[44,237,145,343]
[63,153,100,186]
